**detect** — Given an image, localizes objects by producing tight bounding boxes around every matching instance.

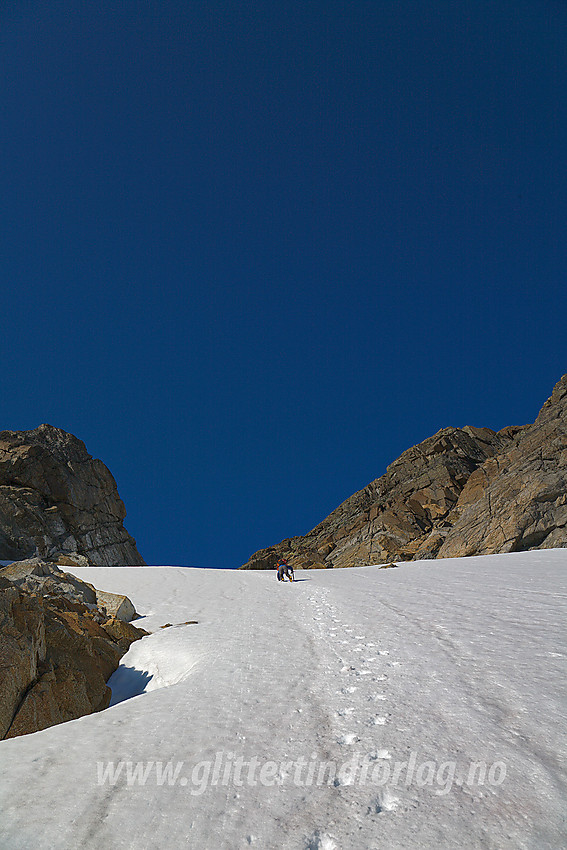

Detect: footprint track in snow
[369,748,392,760]
[335,707,355,718]
[338,732,359,745]
[367,789,399,814]
[305,830,338,850]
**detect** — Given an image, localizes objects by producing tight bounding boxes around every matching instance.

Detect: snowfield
[0,550,566,850]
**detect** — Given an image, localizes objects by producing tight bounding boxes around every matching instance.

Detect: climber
[276,559,294,582]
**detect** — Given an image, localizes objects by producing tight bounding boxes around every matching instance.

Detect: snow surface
[0,550,566,850]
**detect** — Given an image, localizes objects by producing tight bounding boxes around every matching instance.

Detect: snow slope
[0,551,565,850]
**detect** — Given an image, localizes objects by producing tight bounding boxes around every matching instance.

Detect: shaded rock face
[0,424,145,566]
[241,375,567,569]
[0,563,148,739]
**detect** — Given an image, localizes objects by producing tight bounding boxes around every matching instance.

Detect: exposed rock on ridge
[0,424,145,565]
[438,375,567,557]
[240,375,567,569]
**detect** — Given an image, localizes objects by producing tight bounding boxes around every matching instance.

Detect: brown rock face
[0,578,46,739]
[0,424,145,565]
[0,570,148,739]
[241,375,567,569]
[438,375,567,557]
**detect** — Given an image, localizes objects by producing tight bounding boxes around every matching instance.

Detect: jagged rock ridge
[240,375,567,569]
[0,424,145,566]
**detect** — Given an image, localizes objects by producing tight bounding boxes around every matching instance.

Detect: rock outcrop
[438,375,567,557]
[0,561,148,739]
[0,558,139,623]
[241,375,567,569]
[0,424,145,565]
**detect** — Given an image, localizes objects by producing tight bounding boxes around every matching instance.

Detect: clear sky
[1,1,566,567]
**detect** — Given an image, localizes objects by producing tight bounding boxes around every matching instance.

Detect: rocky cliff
[0,424,145,566]
[0,559,148,739]
[240,375,567,570]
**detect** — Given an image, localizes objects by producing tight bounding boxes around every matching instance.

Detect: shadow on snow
[108,666,153,706]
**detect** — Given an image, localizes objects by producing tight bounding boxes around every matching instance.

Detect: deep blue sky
[1,1,565,567]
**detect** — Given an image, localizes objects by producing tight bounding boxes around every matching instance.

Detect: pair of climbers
[276,559,294,582]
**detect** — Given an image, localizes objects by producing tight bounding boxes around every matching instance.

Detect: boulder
[95,590,136,623]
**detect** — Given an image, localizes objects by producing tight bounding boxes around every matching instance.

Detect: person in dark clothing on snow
[276,559,294,581]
